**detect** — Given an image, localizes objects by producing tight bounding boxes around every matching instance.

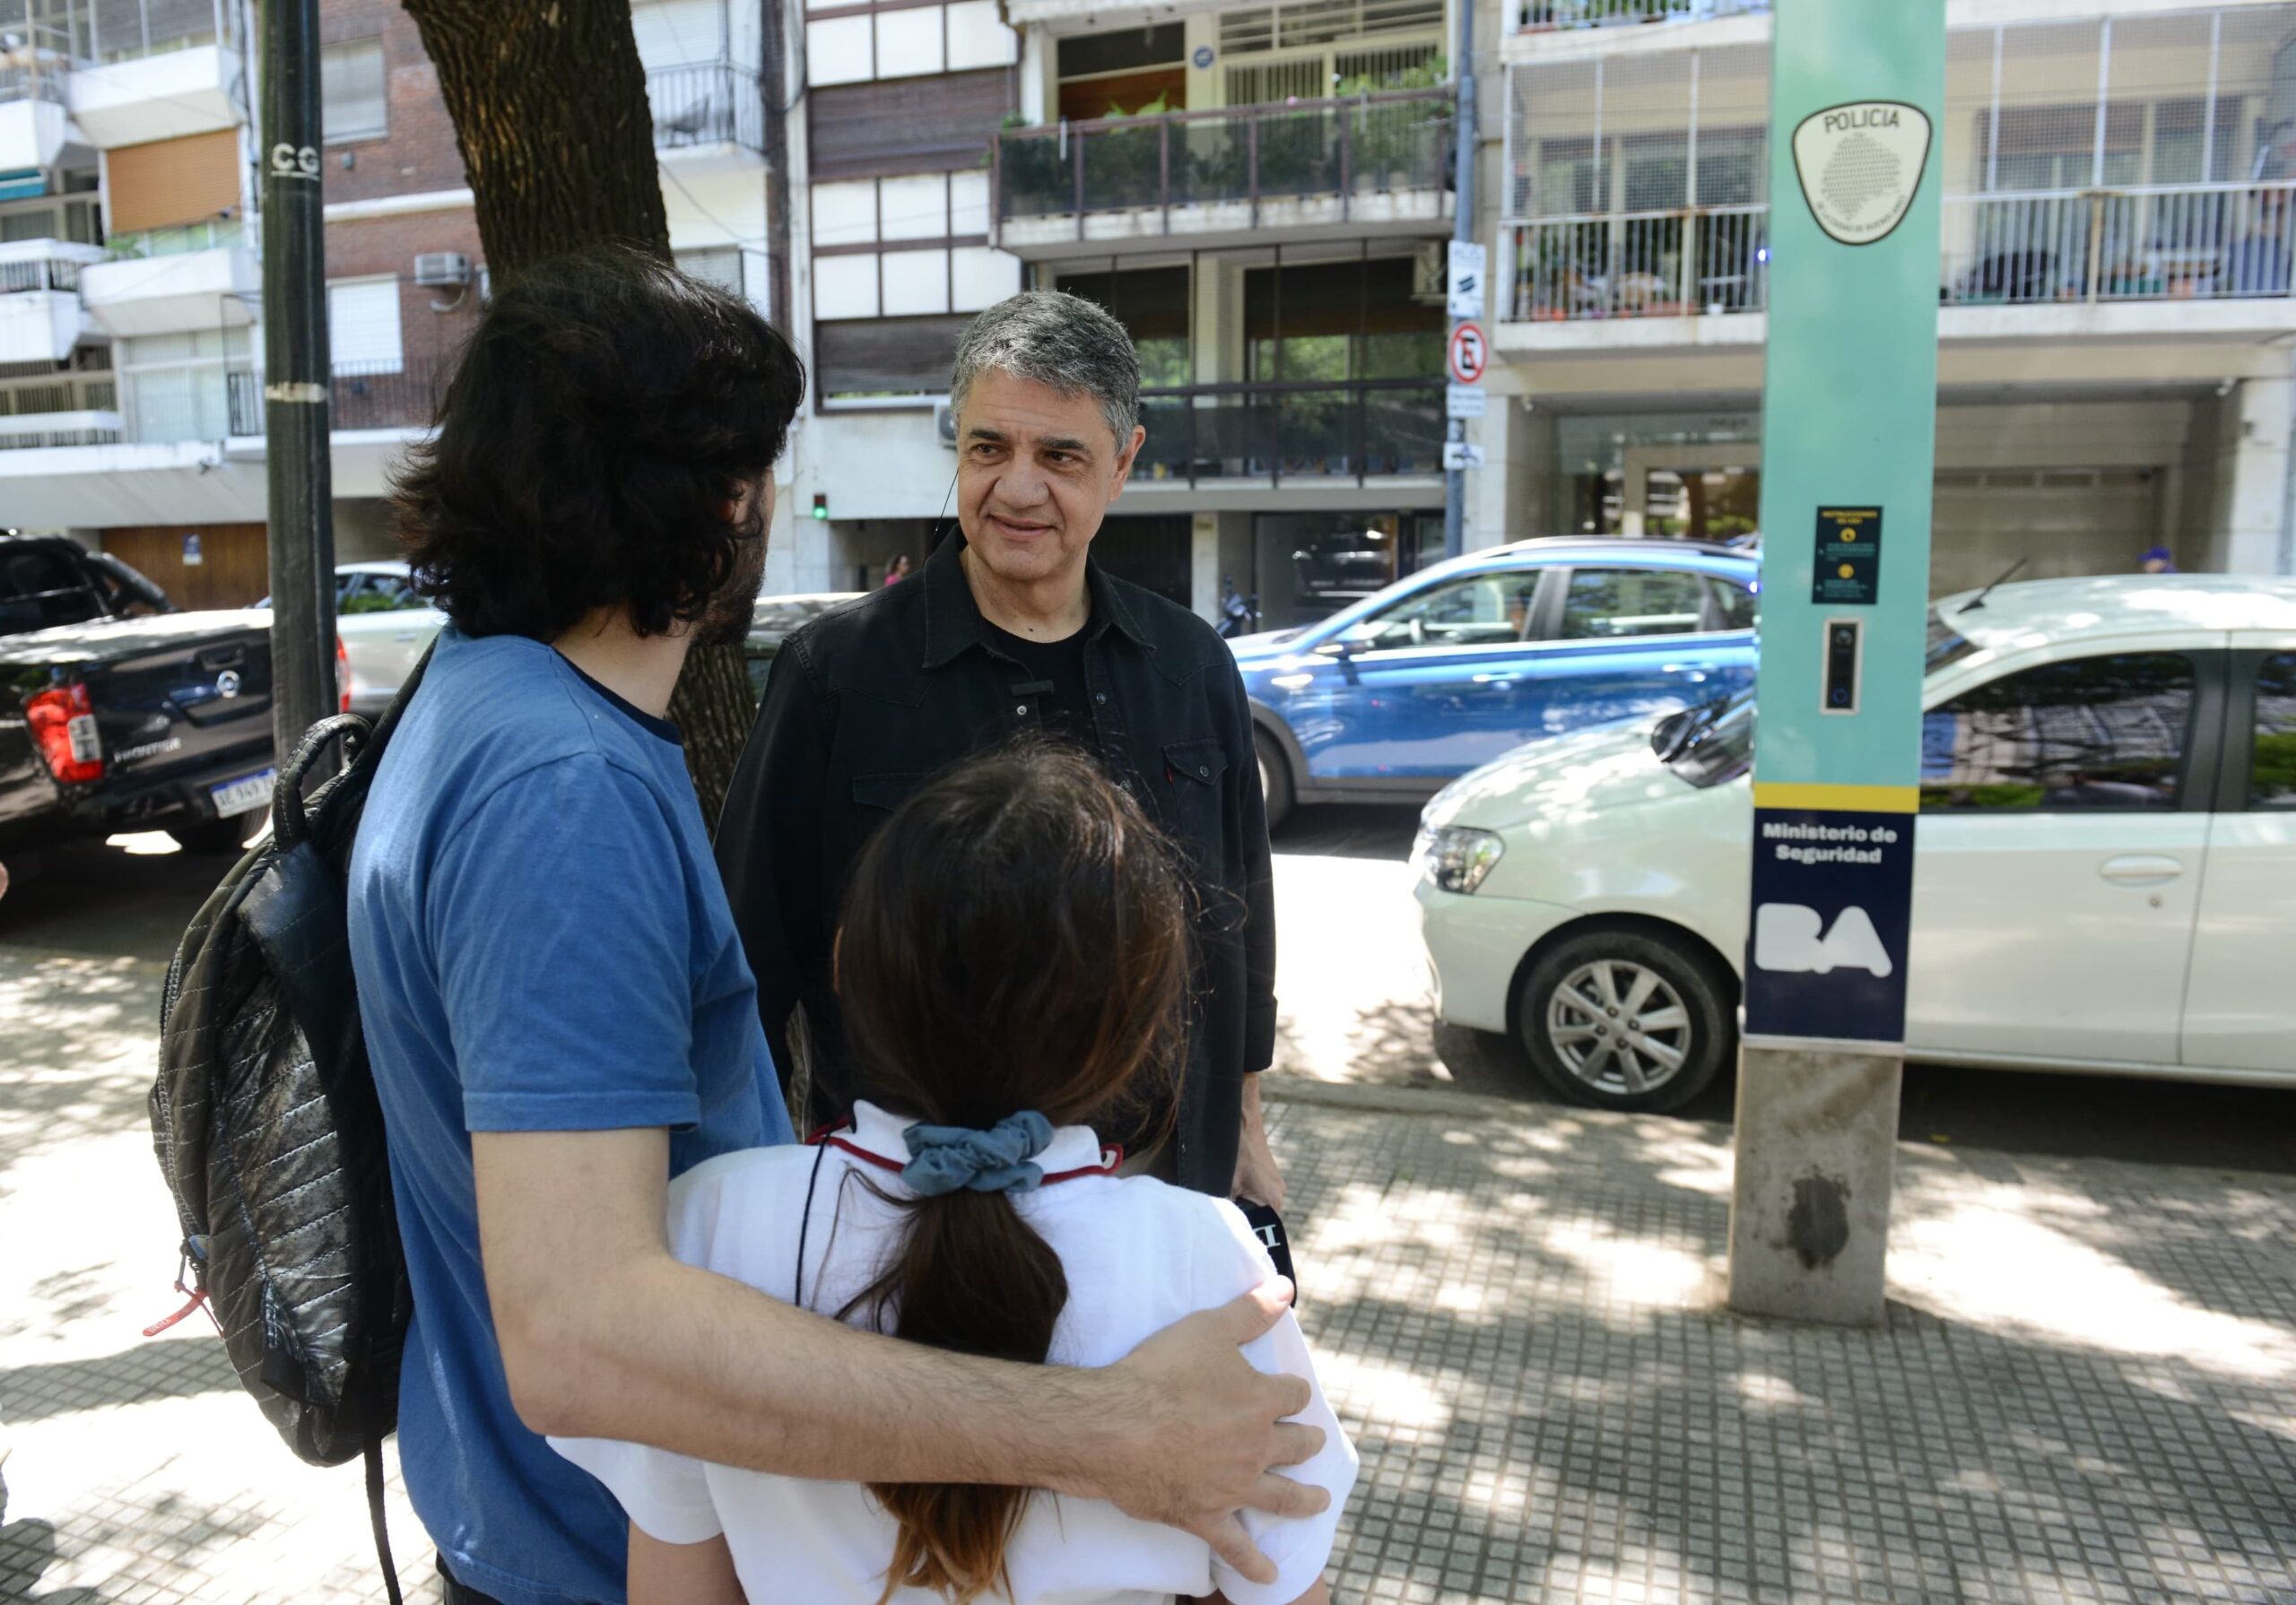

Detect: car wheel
[1517,927,1733,1113]
[1253,727,1294,833]
[169,819,251,856]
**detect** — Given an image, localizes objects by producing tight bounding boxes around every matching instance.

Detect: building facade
[4,0,2292,619]
[1491,0,2296,588]
[0,0,776,604]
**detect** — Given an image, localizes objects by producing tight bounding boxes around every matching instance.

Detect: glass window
[1342,569,1542,652]
[1556,568,1708,640]
[0,544,102,629]
[322,39,387,143]
[1709,577,1758,631]
[1920,653,2195,813]
[2253,654,2296,809]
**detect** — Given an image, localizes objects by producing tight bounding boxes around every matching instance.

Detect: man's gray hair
[950,291,1141,446]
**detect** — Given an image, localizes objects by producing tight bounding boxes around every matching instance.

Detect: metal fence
[0,372,119,450]
[225,358,447,437]
[0,253,87,293]
[1499,179,2296,319]
[648,63,764,153]
[1503,204,1766,319]
[1130,378,1445,487]
[1516,0,1767,30]
[0,62,69,103]
[995,87,1452,235]
[1943,183,2296,304]
[87,0,240,62]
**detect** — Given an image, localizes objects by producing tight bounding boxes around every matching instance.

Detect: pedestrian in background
[718,290,1286,1210]
[883,553,913,586]
[2140,545,2179,575]
[559,745,1352,1605]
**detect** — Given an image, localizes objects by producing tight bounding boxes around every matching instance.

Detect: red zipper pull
[143,1288,210,1337]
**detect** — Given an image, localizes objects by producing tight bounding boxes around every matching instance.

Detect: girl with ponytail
[554,742,1355,1605]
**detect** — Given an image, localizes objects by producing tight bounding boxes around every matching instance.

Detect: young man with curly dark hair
[346,247,1326,1605]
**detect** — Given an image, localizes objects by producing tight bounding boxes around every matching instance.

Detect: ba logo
[1752,903,1892,977]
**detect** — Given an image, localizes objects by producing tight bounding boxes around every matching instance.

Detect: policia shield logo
[1790,101,1933,247]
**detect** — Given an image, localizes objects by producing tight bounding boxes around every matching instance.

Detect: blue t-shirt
[348,629,792,1605]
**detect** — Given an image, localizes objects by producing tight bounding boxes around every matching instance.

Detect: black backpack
[151,647,432,1605]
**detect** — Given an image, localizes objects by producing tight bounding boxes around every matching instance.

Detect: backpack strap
[365,1429,405,1605]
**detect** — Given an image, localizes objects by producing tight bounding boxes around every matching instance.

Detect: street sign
[1446,384,1486,420]
[1446,323,1488,386]
[1441,440,1485,471]
[1447,241,1486,319]
[1790,101,1933,247]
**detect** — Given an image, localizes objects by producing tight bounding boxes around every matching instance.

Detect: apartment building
[0,0,776,606]
[1492,0,2296,586]
[784,0,1465,628]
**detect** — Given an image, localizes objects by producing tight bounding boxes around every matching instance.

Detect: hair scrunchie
[900,1112,1056,1196]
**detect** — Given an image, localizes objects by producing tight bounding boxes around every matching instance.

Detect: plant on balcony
[1085,94,1171,213]
[1336,60,1449,192]
[995,114,1069,218]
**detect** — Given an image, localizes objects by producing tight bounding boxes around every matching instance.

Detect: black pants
[437,1558,503,1605]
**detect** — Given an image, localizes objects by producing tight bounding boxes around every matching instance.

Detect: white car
[1413,574,2296,1111]
[260,562,446,717]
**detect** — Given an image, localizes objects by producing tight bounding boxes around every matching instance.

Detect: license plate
[210,769,276,819]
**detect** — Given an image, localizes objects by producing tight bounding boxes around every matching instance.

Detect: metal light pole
[261,0,336,763]
[1442,0,1477,560]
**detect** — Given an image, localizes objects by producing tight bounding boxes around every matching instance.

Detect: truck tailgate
[66,613,276,785]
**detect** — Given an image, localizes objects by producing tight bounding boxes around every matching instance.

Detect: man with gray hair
[717,291,1284,1206]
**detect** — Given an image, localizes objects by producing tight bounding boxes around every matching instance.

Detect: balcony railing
[648,63,764,154]
[1130,379,1446,489]
[108,216,249,260]
[1502,205,1768,320]
[994,88,1453,238]
[0,372,120,450]
[0,61,70,104]
[1500,182,2296,323]
[1515,0,1768,30]
[1942,184,2296,305]
[226,359,449,437]
[0,247,94,294]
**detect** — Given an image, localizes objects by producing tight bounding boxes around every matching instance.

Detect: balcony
[1497,182,2296,343]
[226,358,449,438]
[1515,0,1767,29]
[0,60,74,174]
[649,63,764,170]
[65,0,248,148]
[80,220,258,338]
[0,371,119,451]
[992,89,1454,260]
[0,241,107,362]
[1128,379,1446,490]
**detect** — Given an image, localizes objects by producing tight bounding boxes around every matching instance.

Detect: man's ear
[1108,423,1147,503]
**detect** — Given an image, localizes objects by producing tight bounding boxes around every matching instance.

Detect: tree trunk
[402,0,762,823]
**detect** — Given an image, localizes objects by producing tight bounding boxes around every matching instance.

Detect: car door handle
[2100,854,2184,886]
[1471,674,1518,687]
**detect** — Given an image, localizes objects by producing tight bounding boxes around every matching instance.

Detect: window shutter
[327,278,404,372]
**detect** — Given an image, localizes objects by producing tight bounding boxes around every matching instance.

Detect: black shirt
[983,620,1095,750]
[714,534,1277,1198]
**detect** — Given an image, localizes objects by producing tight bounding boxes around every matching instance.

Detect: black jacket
[715,535,1278,1195]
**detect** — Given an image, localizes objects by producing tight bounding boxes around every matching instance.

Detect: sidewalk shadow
[0,1517,116,1603]
[1,1340,240,1427]
[1278,1102,2296,1604]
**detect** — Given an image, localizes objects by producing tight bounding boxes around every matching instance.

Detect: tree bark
[402,0,763,823]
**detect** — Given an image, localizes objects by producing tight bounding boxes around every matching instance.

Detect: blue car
[1232,538,1760,827]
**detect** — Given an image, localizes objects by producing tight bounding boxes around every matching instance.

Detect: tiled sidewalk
[3,950,2292,1604]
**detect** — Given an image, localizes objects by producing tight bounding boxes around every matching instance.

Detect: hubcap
[1258,754,1272,804]
[1546,959,1692,1097]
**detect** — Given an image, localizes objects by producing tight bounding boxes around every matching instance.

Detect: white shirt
[551,1101,1357,1605]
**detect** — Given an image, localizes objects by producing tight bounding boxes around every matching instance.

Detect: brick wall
[325,210,484,373]
[318,0,469,205]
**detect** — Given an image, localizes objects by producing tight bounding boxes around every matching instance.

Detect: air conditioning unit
[934,396,957,448]
[413,251,471,287]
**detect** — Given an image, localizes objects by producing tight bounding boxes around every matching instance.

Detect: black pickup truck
[1,535,303,856]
